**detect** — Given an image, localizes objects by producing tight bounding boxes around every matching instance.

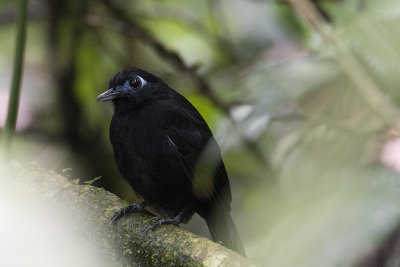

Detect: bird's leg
[145,206,190,234]
[110,200,149,227]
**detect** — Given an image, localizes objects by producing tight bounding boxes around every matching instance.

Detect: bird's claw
[145,223,159,235]
[144,216,181,235]
[143,216,161,234]
[109,201,148,228]
[151,216,160,222]
[110,207,129,227]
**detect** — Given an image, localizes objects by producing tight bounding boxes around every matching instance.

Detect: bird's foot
[145,212,184,234]
[110,201,148,227]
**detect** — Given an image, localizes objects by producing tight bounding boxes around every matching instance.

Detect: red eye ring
[130,77,142,88]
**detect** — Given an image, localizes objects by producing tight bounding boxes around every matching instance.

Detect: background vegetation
[2,0,400,266]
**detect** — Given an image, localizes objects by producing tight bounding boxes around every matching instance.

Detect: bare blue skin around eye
[116,77,147,94]
[116,80,133,94]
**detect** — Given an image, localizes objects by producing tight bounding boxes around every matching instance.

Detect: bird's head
[97,67,167,111]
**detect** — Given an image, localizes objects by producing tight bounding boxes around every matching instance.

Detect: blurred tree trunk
[46,0,88,145]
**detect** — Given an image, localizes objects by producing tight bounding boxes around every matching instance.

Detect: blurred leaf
[244,57,340,112]
[325,0,400,103]
[142,18,221,69]
[186,93,223,130]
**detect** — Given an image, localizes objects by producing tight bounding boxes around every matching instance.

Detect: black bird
[97,67,245,256]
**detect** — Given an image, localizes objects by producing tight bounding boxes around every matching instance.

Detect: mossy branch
[1,163,253,266]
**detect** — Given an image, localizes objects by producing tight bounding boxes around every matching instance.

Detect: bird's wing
[162,102,232,208]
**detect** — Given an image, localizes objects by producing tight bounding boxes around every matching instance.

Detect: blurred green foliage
[2,0,400,266]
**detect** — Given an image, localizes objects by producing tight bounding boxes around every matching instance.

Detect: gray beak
[97,88,119,102]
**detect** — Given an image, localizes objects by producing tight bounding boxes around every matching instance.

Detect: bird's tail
[204,207,246,257]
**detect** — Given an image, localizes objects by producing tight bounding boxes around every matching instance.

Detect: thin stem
[2,0,28,154]
[288,0,399,124]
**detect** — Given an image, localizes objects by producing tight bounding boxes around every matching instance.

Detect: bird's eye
[129,77,142,89]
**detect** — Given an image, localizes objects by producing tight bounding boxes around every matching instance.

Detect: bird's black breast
[110,106,170,197]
